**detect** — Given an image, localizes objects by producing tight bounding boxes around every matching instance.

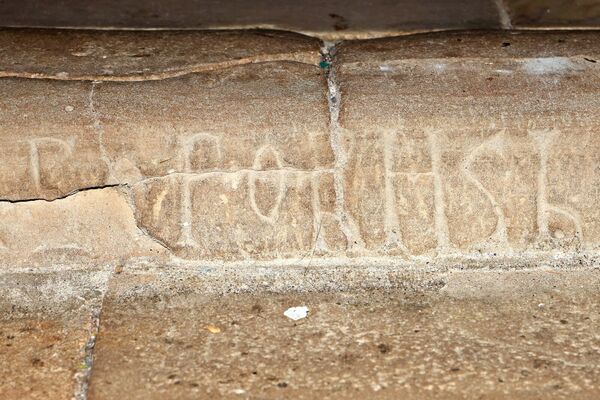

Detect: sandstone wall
[1,29,599,267]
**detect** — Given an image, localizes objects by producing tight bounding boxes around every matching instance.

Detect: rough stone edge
[0,58,320,82]
[0,28,322,81]
[2,253,595,295]
[94,258,600,302]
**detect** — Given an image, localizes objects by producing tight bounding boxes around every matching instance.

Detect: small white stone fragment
[64,105,74,112]
[284,306,309,321]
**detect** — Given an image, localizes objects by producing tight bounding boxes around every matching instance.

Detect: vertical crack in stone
[494,0,513,29]
[73,272,110,400]
[322,41,365,251]
[73,306,101,400]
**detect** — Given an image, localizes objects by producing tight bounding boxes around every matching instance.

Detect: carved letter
[461,131,509,247]
[529,129,583,243]
[247,146,285,225]
[28,137,74,190]
[177,133,223,248]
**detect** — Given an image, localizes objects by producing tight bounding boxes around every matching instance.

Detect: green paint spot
[319,61,330,69]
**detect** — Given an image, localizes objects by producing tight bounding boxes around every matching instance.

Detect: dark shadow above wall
[1,0,599,39]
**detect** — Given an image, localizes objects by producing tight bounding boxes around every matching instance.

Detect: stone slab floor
[2,266,600,399]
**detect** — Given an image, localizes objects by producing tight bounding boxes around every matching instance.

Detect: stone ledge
[1,29,600,266]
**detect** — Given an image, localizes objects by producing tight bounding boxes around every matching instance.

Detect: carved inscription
[91,62,339,260]
[0,78,111,200]
[70,110,600,260]
[0,136,77,199]
[4,33,598,264]
[28,137,75,192]
[345,126,588,256]
[1,135,111,200]
[133,133,345,260]
[338,34,600,256]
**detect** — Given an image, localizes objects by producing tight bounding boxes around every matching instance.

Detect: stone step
[2,266,599,399]
[86,267,600,400]
[1,29,600,267]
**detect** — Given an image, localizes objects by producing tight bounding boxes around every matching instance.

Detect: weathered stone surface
[0,270,109,400]
[0,188,166,267]
[0,78,108,201]
[0,29,321,80]
[505,0,600,28]
[87,267,600,399]
[0,29,322,202]
[2,29,600,264]
[0,29,336,263]
[97,61,335,260]
[0,1,502,39]
[336,30,600,257]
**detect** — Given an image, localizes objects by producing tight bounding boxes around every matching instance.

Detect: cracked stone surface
[0,188,167,267]
[0,0,503,39]
[86,267,600,399]
[0,270,109,400]
[2,29,600,266]
[0,29,322,202]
